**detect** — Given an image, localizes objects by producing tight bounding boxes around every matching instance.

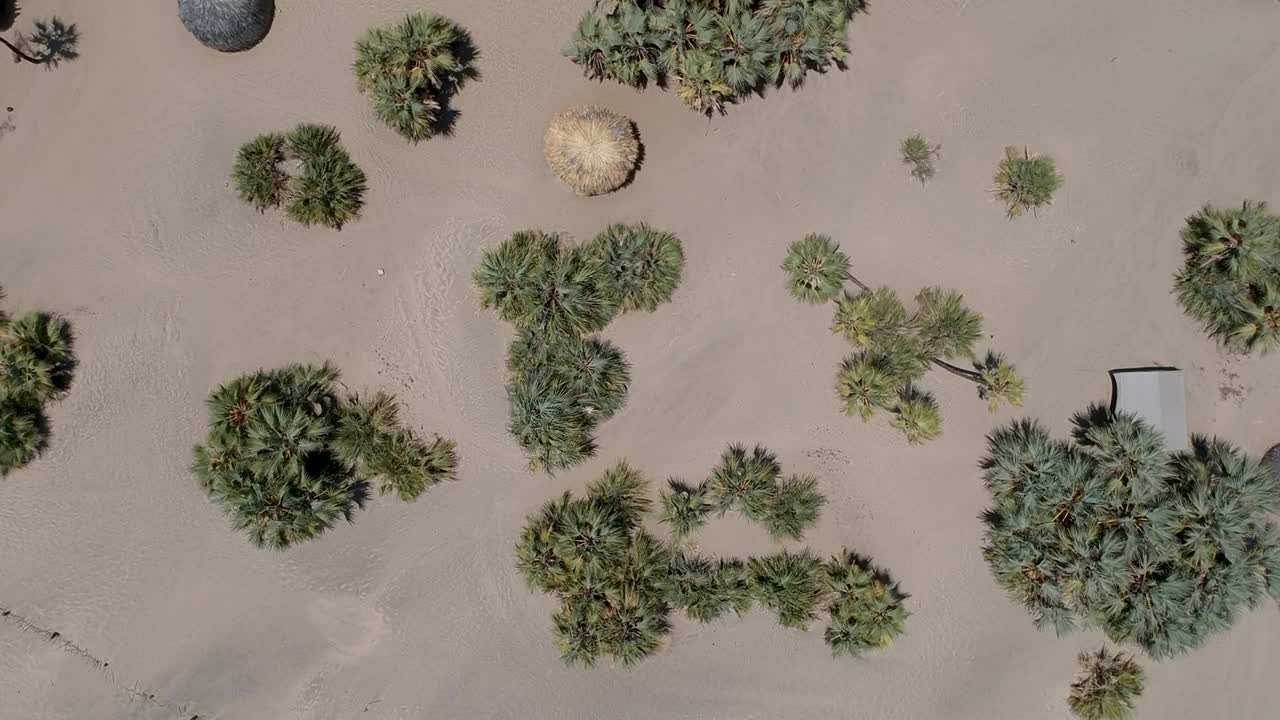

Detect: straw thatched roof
[544,105,639,197]
[178,0,274,52]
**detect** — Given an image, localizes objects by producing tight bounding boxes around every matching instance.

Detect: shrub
[192,363,457,548]
[588,223,685,312]
[353,13,474,141]
[0,299,75,476]
[822,552,910,657]
[980,409,1280,657]
[782,233,850,304]
[566,0,863,115]
[1068,648,1145,720]
[993,145,1062,218]
[900,133,940,183]
[787,238,1024,444]
[1173,200,1280,353]
[230,124,367,230]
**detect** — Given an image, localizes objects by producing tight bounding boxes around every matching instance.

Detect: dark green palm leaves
[566,0,861,114]
[980,409,1280,658]
[353,13,474,142]
[231,124,367,230]
[0,302,75,476]
[1068,648,1145,720]
[192,364,458,549]
[1174,200,1280,354]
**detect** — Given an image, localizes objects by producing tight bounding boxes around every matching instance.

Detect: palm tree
[706,442,782,521]
[900,133,940,183]
[353,13,473,142]
[763,474,825,541]
[993,145,1062,218]
[1068,648,1145,720]
[822,551,909,657]
[980,409,1280,657]
[1174,200,1280,353]
[659,478,713,541]
[588,223,686,312]
[782,233,850,304]
[748,549,826,629]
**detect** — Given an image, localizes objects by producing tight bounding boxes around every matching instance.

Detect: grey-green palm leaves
[0,296,75,476]
[993,145,1062,218]
[980,410,1280,658]
[1174,200,1280,354]
[788,237,1024,443]
[783,233,850,303]
[566,0,862,115]
[518,454,902,666]
[1068,648,1145,720]
[476,227,681,472]
[353,13,474,142]
[231,124,367,230]
[192,364,458,549]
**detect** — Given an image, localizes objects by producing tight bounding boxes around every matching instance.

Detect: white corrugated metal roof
[1111,368,1188,451]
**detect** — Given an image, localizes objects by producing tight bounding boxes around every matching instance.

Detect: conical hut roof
[544,105,639,197]
[178,0,274,52]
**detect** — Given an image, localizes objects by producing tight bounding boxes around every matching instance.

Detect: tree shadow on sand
[4,16,79,69]
[0,1,18,32]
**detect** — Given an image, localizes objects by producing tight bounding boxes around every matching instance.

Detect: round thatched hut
[178,0,274,52]
[544,105,639,197]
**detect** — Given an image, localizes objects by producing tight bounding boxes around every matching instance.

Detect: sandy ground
[2,0,1279,718]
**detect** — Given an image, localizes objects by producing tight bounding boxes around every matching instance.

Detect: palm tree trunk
[0,35,41,64]
[931,358,984,384]
[843,271,871,293]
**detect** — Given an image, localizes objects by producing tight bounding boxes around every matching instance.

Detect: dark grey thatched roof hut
[178,0,274,52]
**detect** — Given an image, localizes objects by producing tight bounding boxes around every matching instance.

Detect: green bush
[0,293,75,476]
[785,237,1024,444]
[993,145,1062,218]
[1068,648,1145,720]
[566,0,863,115]
[1174,200,1280,353]
[475,227,682,471]
[516,454,905,667]
[354,13,474,141]
[588,223,686,313]
[192,363,457,548]
[981,408,1280,657]
[900,133,940,183]
[230,124,367,230]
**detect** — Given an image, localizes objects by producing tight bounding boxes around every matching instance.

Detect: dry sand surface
[2,0,1279,718]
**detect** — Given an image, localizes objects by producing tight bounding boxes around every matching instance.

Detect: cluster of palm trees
[515,454,907,666]
[0,289,74,476]
[980,408,1280,659]
[782,234,1025,444]
[232,124,368,229]
[473,225,685,471]
[1174,200,1280,354]
[354,13,476,142]
[566,0,866,115]
[191,363,458,549]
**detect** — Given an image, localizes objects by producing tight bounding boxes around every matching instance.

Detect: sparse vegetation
[354,13,475,142]
[900,133,940,183]
[1068,648,1145,720]
[980,407,1280,658]
[993,145,1062,218]
[475,227,683,471]
[231,124,367,230]
[0,289,74,476]
[191,363,457,549]
[782,236,1024,444]
[565,0,866,115]
[1173,200,1280,353]
[516,456,906,667]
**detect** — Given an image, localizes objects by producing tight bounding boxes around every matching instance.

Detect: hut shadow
[0,1,19,32]
[428,30,481,138]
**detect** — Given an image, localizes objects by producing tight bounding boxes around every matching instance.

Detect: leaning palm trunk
[177,0,274,52]
[0,35,41,64]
